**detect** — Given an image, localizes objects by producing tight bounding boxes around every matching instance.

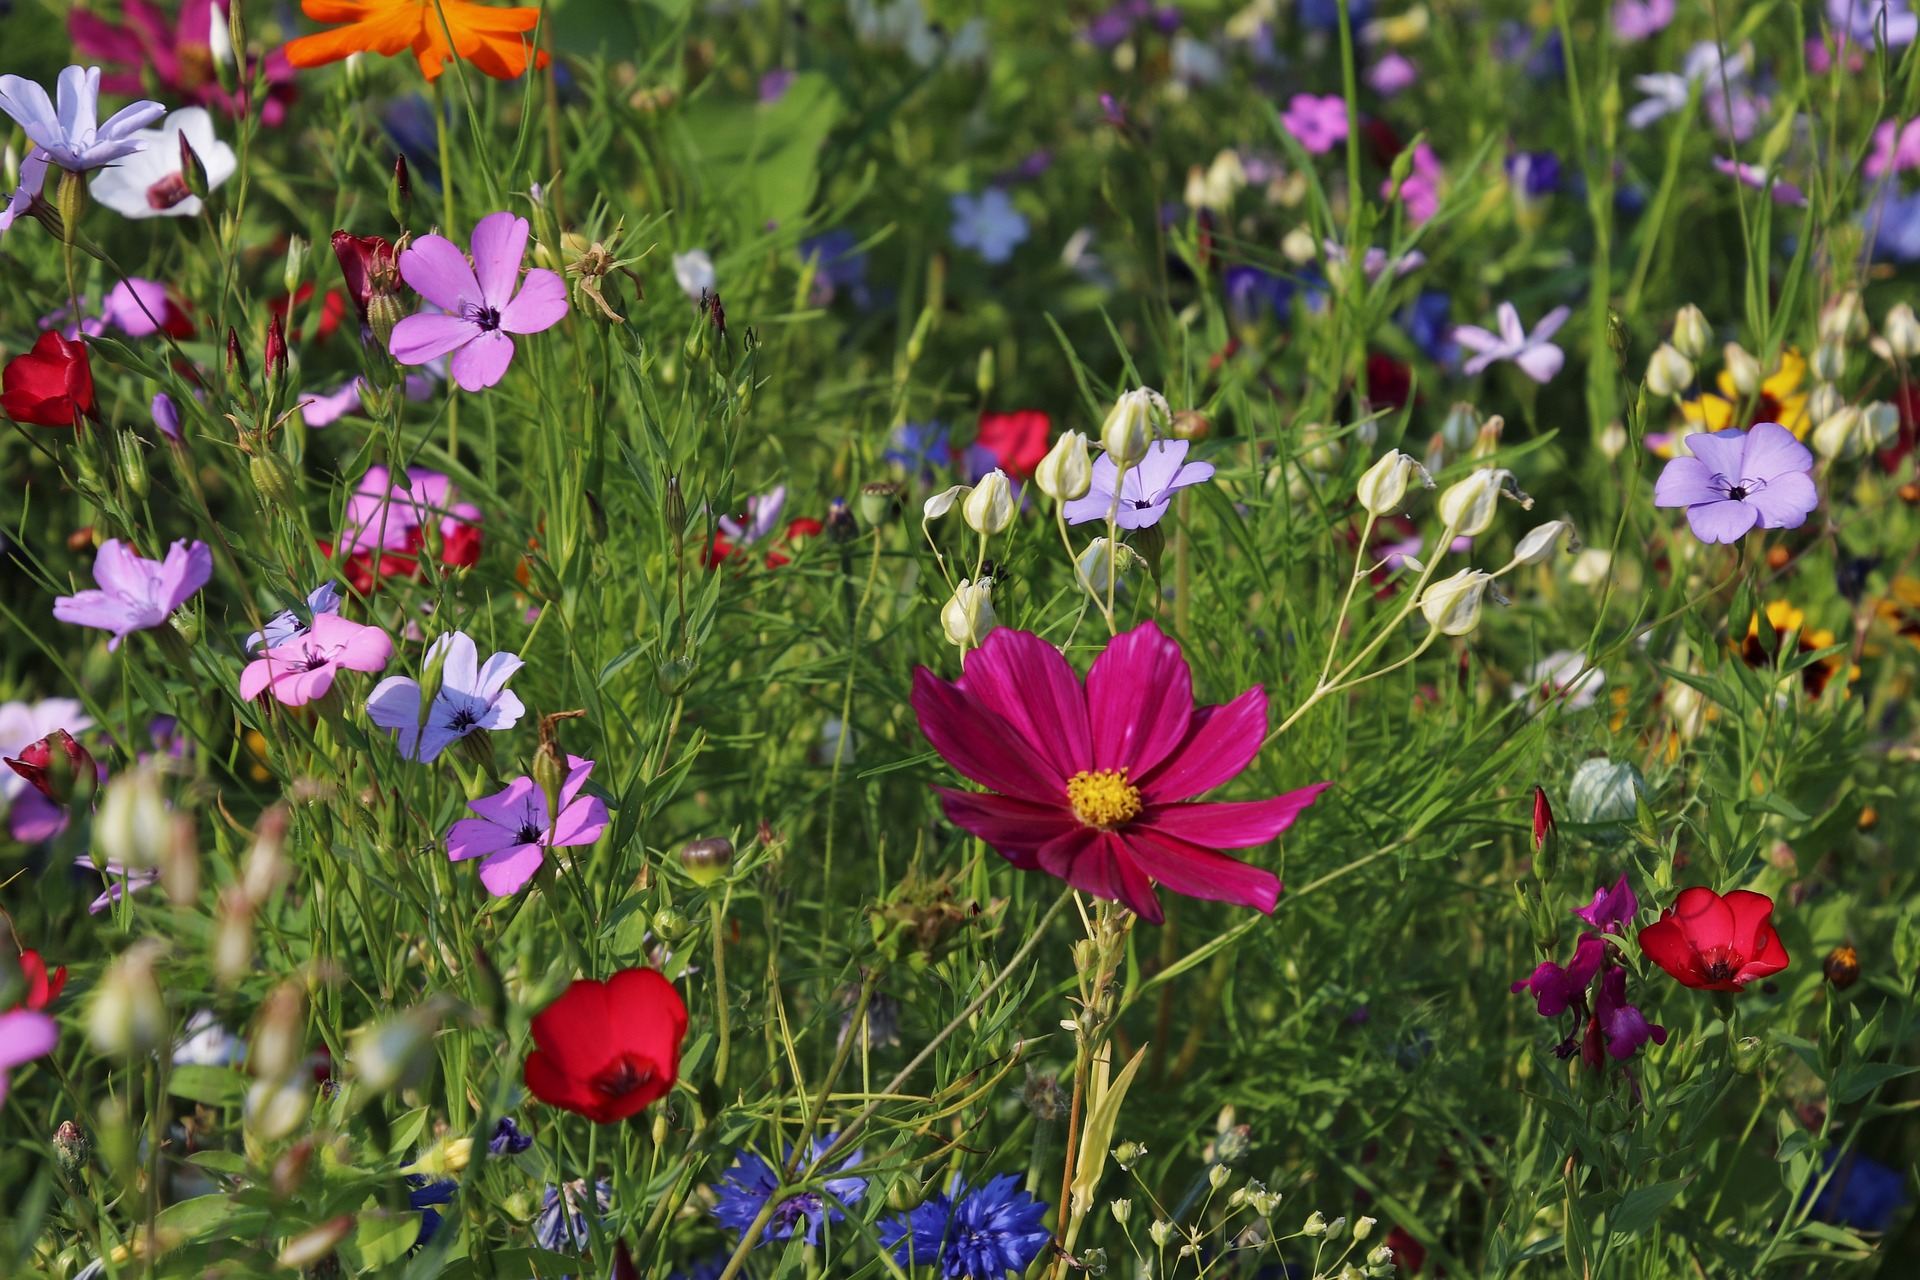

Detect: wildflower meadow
[6,0,1920,1276]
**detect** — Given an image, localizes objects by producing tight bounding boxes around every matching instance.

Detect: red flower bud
[523,968,687,1124]
[4,729,97,806]
[330,231,399,324]
[226,325,248,381]
[1532,786,1553,852]
[2,332,95,428]
[265,314,289,381]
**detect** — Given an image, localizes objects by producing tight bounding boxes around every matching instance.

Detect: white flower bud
[1076,537,1127,596]
[1644,343,1694,398]
[277,1217,353,1270]
[1598,421,1628,459]
[1812,404,1889,461]
[1326,1216,1348,1240]
[89,942,167,1056]
[1035,430,1092,501]
[1354,1216,1377,1241]
[1281,225,1318,264]
[1885,302,1920,359]
[1806,382,1844,429]
[245,1077,312,1142]
[95,765,172,869]
[1101,388,1166,465]
[962,469,1015,534]
[1440,402,1480,454]
[1819,289,1866,344]
[923,484,971,522]
[1149,1219,1175,1247]
[1812,340,1846,383]
[1436,468,1511,538]
[1208,1164,1232,1190]
[1111,1199,1133,1226]
[1512,519,1574,565]
[1420,569,1493,635]
[1865,400,1900,448]
[350,1009,436,1094]
[1356,450,1430,516]
[1303,1211,1328,1236]
[1368,1244,1396,1267]
[940,578,997,647]
[1671,304,1711,360]
[1723,342,1763,396]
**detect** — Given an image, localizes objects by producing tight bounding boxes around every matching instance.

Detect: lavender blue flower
[366,631,525,763]
[0,65,165,232]
[246,581,342,654]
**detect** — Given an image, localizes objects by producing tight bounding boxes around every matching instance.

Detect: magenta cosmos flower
[446,756,609,895]
[1653,422,1817,543]
[239,613,392,706]
[69,0,297,126]
[388,211,569,392]
[53,539,212,650]
[910,621,1328,924]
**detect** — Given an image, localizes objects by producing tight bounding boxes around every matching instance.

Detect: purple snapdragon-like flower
[388,211,570,392]
[711,1142,868,1245]
[445,756,609,895]
[53,539,212,651]
[1453,302,1570,383]
[1063,439,1215,529]
[245,581,342,653]
[1281,94,1348,154]
[365,631,525,762]
[0,65,166,233]
[1652,423,1818,543]
[1594,967,1668,1059]
[1573,874,1639,934]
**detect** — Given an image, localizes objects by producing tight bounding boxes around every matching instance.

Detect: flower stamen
[1066,768,1142,829]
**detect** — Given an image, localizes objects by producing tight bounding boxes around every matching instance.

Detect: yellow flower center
[1066,769,1142,829]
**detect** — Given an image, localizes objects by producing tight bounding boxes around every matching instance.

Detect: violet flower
[1368,52,1418,96]
[340,465,480,557]
[1382,141,1442,223]
[68,0,298,125]
[238,613,392,706]
[388,211,570,392]
[1866,119,1920,179]
[446,756,609,896]
[1281,94,1348,154]
[151,393,182,441]
[1453,303,1570,383]
[717,486,788,545]
[245,581,342,653]
[365,631,525,762]
[1828,0,1917,47]
[0,66,165,233]
[1652,423,1818,543]
[298,379,368,428]
[73,855,160,914]
[53,539,212,651]
[1715,157,1806,206]
[1611,0,1674,40]
[1063,439,1215,529]
[1628,43,1752,132]
[0,1008,57,1108]
[949,190,1029,264]
[1511,933,1607,1016]
[1594,967,1667,1059]
[1573,874,1639,933]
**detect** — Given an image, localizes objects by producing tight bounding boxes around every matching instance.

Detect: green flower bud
[680,837,735,885]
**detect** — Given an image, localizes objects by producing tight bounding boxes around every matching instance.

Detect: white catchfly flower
[923,484,971,522]
[1644,343,1694,398]
[1510,650,1605,709]
[1420,569,1494,635]
[1437,468,1515,538]
[940,578,996,647]
[1512,518,1575,565]
[88,107,236,220]
[962,469,1015,535]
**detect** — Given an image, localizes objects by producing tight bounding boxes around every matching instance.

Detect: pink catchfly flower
[388,211,570,392]
[0,1008,57,1109]
[446,756,609,895]
[53,539,212,651]
[1453,302,1570,383]
[910,621,1329,924]
[1281,94,1348,154]
[239,613,393,706]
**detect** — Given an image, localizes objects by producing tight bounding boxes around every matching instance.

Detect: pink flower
[53,539,212,651]
[1453,302,1570,382]
[1382,142,1442,223]
[1611,0,1674,40]
[1367,52,1418,96]
[388,211,569,392]
[910,621,1329,924]
[69,0,298,125]
[446,756,610,895]
[1714,157,1806,206]
[1281,94,1349,154]
[1866,119,1920,180]
[239,613,393,705]
[338,464,480,556]
[0,1008,57,1108]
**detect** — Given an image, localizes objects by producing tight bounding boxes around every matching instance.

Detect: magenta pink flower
[1382,142,1442,224]
[388,211,569,392]
[69,0,297,126]
[1281,94,1348,154]
[239,613,392,706]
[0,1008,57,1108]
[1867,119,1920,180]
[910,621,1328,924]
[446,756,609,895]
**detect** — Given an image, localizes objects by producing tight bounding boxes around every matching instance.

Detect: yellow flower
[1657,349,1811,457]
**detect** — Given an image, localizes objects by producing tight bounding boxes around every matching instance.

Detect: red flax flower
[13,950,67,1011]
[911,621,1328,924]
[976,410,1052,479]
[523,968,687,1124]
[1638,887,1789,991]
[2,333,95,428]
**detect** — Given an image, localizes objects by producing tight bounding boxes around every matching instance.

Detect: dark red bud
[264,315,288,380]
[1532,786,1554,852]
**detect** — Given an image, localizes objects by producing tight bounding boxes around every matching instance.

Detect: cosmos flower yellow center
[1067,768,1142,829]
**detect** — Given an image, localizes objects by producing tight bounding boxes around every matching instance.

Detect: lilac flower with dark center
[1573,874,1638,934]
[0,65,165,233]
[366,631,524,763]
[53,539,212,651]
[445,756,609,895]
[1453,302,1570,382]
[246,581,342,654]
[1653,423,1818,543]
[711,1142,868,1245]
[388,210,570,392]
[1063,439,1215,529]
[879,1173,1052,1280]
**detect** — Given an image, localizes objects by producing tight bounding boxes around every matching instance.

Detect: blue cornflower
[408,1177,458,1248]
[536,1180,611,1254]
[887,421,952,475]
[668,1255,728,1280]
[1224,266,1296,326]
[1298,0,1373,29]
[1505,150,1563,201]
[489,1116,532,1156]
[1810,1150,1909,1233]
[800,230,871,308]
[880,1174,1052,1279]
[1398,291,1457,364]
[711,1141,867,1246]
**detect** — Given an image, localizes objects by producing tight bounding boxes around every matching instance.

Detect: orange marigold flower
[284,0,550,82]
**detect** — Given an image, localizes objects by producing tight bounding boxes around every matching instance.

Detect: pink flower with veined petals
[0,1008,58,1108]
[388,211,569,392]
[909,621,1329,924]
[239,613,392,706]
[69,0,298,126]
[446,756,609,896]
[1382,142,1443,224]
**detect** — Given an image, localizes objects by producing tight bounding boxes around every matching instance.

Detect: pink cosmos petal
[447,814,520,861]
[1085,621,1194,777]
[1686,499,1760,543]
[1681,427,1748,479]
[1652,456,1724,507]
[498,268,569,334]
[478,842,546,895]
[468,211,530,307]
[1135,688,1268,803]
[1738,421,1813,480]
[450,329,515,391]
[1513,343,1565,384]
[956,627,1092,782]
[1138,786,1329,848]
[1746,471,1817,528]
[934,787,1076,868]
[910,666,1066,803]
[1120,825,1281,914]
[1036,827,1162,924]
[390,312,478,366]
[398,232,481,313]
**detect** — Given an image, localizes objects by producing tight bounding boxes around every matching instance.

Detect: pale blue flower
[949,190,1029,264]
[0,65,165,232]
[365,631,525,763]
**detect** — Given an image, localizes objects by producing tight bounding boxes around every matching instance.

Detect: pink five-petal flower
[239,612,392,705]
[1281,94,1348,154]
[1652,422,1817,544]
[388,211,569,392]
[909,620,1328,924]
[1573,874,1639,934]
[446,755,609,896]
[1866,118,1920,180]
[1453,302,1570,383]
[52,538,213,651]
[0,1007,58,1108]
[1510,932,1607,1016]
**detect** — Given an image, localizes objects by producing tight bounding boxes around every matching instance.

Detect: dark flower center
[589,1054,655,1101]
[147,174,192,211]
[772,1194,822,1232]
[448,707,478,731]
[466,302,503,331]
[514,822,543,845]
[1699,945,1741,984]
[1712,472,1765,504]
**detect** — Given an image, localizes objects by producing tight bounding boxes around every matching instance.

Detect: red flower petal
[1120,825,1281,914]
[1720,889,1778,961]
[1669,885,1734,949]
[1135,687,1269,802]
[957,626,1092,781]
[523,968,686,1124]
[1137,784,1330,849]
[1637,917,1706,987]
[934,787,1076,868]
[1086,621,1193,777]
[911,666,1065,803]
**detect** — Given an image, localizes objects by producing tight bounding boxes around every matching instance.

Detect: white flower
[962,469,1015,535]
[1510,650,1605,709]
[1101,388,1168,465]
[88,107,236,220]
[1644,343,1694,398]
[1356,450,1430,516]
[1437,468,1513,537]
[672,249,716,299]
[941,578,996,647]
[1512,519,1574,564]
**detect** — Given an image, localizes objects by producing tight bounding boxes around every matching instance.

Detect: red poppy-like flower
[5,730,97,804]
[268,283,349,342]
[911,621,1328,924]
[523,968,688,1124]
[705,517,825,569]
[2,333,95,428]
[976,410,1051,480]
[14,950,67,1011]
[1637,886,1790,991]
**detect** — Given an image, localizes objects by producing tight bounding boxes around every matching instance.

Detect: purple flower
[879,1174,1051,1280]
[1063,439,1215,529]
[489,1116,532,1155]
[1828,0,1917,46]
[1399,291,1456,363]
[239,614,393,706]
[1453,303,1570,382]
[717,486,788,545]
[366,631,525,762]
[73,855,159,914]
[245,581,342,653]
[298,379,368,428]
[758,68,796,101]
[1866,119,1920,179]
[1573,874,1638,934]
[1505,149,1562,201]
[1594,967,1666,1059]
[1511,933,1607,1017]
[1281,94,1348,154]
[53,539,212,650]
[150,392,182,441]
[388,210,570,392]
[446,756,609,896]
[712,1142,868,1245]
[1714,157,1805,206]
[949,189,1029,264]
[1653,423,1818,543]
[0,1008,57,1108]
[1367,51,1418,95]
[1612,0,1674,39]
[1866,183,1920,262]
[0,66,165,233]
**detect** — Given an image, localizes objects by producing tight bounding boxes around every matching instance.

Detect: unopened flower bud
[1354,1216,1377,1242]
[1644,343,1694,398]
[249,451,298,509]
[351,1007,437,1094]
[1076,537,1126,596]
[1036,431,1093,501]
[88,942,167,1056]
[941,578,997,648]
[1723,343,1762,396]
[1111,1199,1132,1226]
[53,1120,90,1175]
[96,764,171,869]
[1356,450,1430,516]
[1440,402,1480,454]
[242,806,292,903]
[1671,304,1711,360]
[1823,944,1860,990]
[923,484,970,522]
[1470,413,1506,461]
[962,470,1015,534]
[652,908,689,940]
[161,813,199,905]
[1436,468,1510,537]
[1812,405,1868,461]
[1813,340,1847,383]
[116,428,149,499]
[246,1077,312,1142]
[253,982,307,1083]
[1598,420,1627,459]
[1512,519,1574,565]
[1303,1211,1328,1236]
[1885,302,1920,359]
[177,130,209,203]
[1208,1164,1231,1190]
[277,1215,353,1269]
[1172,410,1211,440]
[680,836,734,885]
[1149,1220,1174,1247]
[1729,1034,1769,1075]
[389,154,413,228]
[1112,1141,1146,1169]
[283,235,308,296]
[1820,289,1866,344]
[826,497,858,544]
[859,480,903,525]
[1420,569,1493,635]
[212,888,253,985]
[1864,401,1900,449]
[1101,388,1165,465]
